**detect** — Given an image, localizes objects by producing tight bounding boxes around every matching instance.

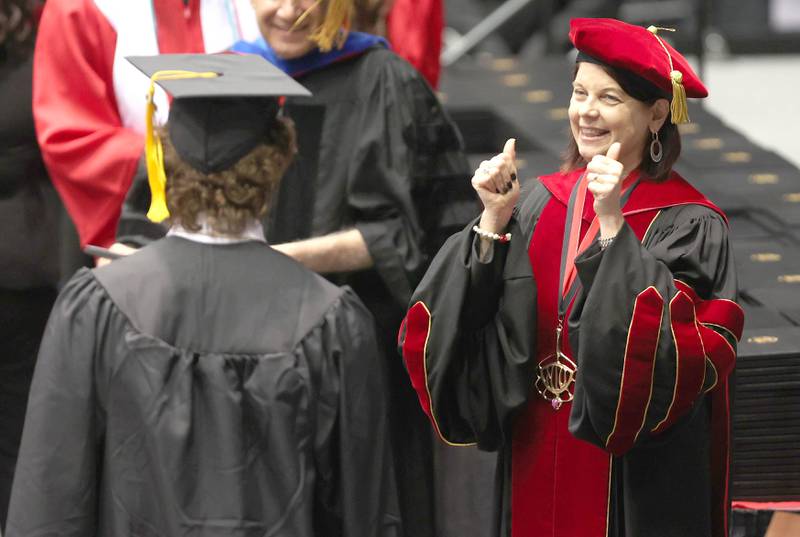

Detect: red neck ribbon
[560,171,641,302]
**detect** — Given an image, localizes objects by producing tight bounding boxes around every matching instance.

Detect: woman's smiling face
[568,62,659,173]
[251,0,324,60]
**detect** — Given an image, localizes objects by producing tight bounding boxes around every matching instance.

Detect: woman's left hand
[586,142,624,219]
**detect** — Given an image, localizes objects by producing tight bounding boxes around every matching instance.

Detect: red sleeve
[603,280,743,454]
[33,0,143,248]
[386,0,443,89]
[399,302,446,440]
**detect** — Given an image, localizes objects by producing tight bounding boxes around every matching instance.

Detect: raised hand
[472,138,519,233]
[586,142,624,219]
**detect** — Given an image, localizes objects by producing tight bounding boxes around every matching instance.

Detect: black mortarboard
[125,53,311,222]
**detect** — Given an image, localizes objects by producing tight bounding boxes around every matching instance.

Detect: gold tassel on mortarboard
[293,0,353,52]
[143,70,218,223]
[647,25,690,124]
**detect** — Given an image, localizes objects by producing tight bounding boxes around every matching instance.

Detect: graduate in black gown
[7,54,399,537]
[230,7,473,536]
[399,19,744,537]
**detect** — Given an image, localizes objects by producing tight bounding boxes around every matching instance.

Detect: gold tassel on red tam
[647,25,691,124]
[669,69,690,124]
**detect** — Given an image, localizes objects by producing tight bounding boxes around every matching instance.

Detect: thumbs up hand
[586,142,625,219]
[472,138,520,234]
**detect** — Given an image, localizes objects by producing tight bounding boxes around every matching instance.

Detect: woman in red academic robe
[400,18,744,537]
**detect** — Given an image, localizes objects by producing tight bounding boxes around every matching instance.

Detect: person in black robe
[117,4,474,536]
[6,54,400,537]
[231,10,473,537]
[399,19,744,537]
[0,1,64,530]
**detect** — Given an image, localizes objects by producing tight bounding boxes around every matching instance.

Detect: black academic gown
[6,236,400,537]
[0,50,62,531]
[399,169,745,537]
[270,45,471,329]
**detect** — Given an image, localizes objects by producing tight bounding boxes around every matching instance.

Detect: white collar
[167,217,267,245]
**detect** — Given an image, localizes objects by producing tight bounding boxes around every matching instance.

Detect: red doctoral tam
[569,18,708,123]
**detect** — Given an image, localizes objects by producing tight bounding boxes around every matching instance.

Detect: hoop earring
[650,131,663,163]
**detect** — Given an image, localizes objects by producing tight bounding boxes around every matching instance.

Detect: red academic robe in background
[32,0,259,248]
[387,0,443,88]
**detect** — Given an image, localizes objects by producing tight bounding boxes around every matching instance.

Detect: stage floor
[704,54,800,169]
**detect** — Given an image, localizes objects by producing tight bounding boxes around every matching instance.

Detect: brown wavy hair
[0,0,37,61]
[561,62,681,183]
[163,116,296,236]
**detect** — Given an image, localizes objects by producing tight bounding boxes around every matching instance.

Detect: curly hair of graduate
[163,116,296,236]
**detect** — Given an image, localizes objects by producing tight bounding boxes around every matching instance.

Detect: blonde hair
[296,0,353,52]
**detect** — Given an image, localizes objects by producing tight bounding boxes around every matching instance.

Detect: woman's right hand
[472,138,519,233]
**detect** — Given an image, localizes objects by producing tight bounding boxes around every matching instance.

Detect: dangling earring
[650,130,663,163]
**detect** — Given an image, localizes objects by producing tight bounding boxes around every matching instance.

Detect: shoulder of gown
[92,237,360,354]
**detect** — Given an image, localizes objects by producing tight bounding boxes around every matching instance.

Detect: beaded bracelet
[473,225,511,243]
[599,235,616,250]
